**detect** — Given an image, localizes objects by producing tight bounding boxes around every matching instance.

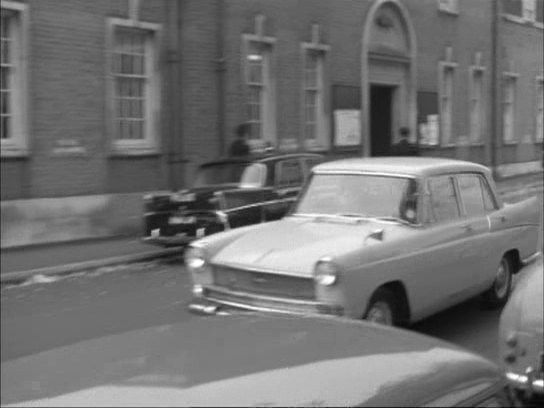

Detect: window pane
[480,178,497,211]
[1,115,9,139]
[428,176,460,222]
[457,174,486,216]
[1,90,9,114]
[1,39,9,64]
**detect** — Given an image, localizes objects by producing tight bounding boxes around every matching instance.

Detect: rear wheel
[364,288,398,326]
[483,255,513,308]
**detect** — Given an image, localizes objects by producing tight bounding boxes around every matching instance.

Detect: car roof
[201,152,323,167]
[313,156,491,178]
[1,312,500,407]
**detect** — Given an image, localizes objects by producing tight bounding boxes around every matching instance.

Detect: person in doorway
[393,127,418,156]
[229,123,251,156]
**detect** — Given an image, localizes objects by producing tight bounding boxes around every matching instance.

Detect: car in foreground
[499,254,543,404]
[143,153,323,247]
[1,312,514,407]
[186,157,541,325]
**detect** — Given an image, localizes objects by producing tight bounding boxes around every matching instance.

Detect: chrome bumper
[506,369,544,396]
[189,285,343,317]
[142,234,194,247]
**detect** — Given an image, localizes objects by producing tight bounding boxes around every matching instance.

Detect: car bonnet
[1,313,500,407]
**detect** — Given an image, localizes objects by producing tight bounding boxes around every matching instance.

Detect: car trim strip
[521,251,542,266]
[212,262,310,278]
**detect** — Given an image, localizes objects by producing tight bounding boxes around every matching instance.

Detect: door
[264,158,305,221]
[410,175,475,316]
[370,85,394,157]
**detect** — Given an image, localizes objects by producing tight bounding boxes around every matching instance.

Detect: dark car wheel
[364,288,398,326]
[483,255,513,308]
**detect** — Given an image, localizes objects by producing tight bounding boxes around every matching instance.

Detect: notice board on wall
[417,91,439,146]
[332,85,361,147]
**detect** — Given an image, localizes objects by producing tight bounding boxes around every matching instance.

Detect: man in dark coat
[229,123,251,156]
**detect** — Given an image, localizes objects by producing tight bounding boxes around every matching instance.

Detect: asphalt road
[2,192,542,366]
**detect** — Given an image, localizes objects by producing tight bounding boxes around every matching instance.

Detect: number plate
[169,216,196,225]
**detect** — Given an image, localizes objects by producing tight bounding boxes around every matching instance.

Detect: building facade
[1,0,542,248]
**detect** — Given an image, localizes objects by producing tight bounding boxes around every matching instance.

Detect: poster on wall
[417,91,439,146]
[334,110,361,146]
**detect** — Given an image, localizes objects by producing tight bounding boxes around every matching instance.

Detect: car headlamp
[314,258,339,286]
[185,246,208,272]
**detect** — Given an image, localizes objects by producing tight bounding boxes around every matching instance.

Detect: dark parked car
[143,153,323,247]
[1,312,514,407]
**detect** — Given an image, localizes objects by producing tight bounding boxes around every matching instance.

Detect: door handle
[492,215,507,223]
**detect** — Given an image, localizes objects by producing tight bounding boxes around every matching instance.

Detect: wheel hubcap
[367,302,393,325]
[494,259,510,299]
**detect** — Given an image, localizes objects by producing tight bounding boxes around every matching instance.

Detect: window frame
[275,158,305,188]
[300,41,330,152]
[438,61,458,146]
[106,17,162,156]
[535,75,544,143]
[502,72,519,145]
[426,174,462,224]
[454,173,496,217]
[468,65,486,145]
[242,32,277,152]
[0,0,29,158]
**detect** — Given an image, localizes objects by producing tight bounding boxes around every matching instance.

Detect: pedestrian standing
[229,123,251,156]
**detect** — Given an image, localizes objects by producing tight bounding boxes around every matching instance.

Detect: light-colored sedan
[186,157,541,326]
[499,255,543,404]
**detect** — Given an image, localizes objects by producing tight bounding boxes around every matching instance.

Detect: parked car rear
[143,153,323,247]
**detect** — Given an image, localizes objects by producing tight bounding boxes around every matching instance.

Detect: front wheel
[482,255,513,308]
[364,288,398,326]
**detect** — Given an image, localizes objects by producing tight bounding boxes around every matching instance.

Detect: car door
[454,173,496,293]
[263,158,305,221]
[410,174,475,315]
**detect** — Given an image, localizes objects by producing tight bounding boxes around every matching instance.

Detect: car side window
[276,159,304,187]
[427,175,461,223]
[457,174,487,216]
[480,178,497,211]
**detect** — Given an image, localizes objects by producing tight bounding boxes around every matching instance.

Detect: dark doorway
[370,85,394,157]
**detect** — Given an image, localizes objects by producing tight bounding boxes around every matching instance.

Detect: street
[0,256,523,364]
[2,192,542,367]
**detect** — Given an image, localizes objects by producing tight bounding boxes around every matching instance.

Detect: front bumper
[506,370,544,395]
[189,285,344,317]
[142,233,194,247]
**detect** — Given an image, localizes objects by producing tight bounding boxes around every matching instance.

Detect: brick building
[1,0,542,248]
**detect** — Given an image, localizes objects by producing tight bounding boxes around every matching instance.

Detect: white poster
[419,114,439,146]
[334,110,361,146]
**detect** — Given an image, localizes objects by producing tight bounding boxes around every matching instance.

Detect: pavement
[1,171,542,284]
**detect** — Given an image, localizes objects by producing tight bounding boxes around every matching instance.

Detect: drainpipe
[490,0,501,179]
[166,0,182,190]
[216,0,226,157]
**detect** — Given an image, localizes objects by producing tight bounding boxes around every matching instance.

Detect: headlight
[185,246,208,272]
[314,258,339,286]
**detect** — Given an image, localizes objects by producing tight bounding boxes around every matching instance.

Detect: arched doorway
[361,0,417,157]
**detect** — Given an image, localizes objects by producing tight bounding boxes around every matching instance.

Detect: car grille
[212,266,315,300]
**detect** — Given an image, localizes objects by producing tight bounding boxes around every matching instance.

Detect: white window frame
[438,61,458,146]
[1,0,28,158]
[300,42,330,152]
[502,0,544,28]
[242,32,276,152]
[535,75,543,142]
[502,72,519,145]
[106,17,161,155]
[468,65,486,145]
[437,0,459,15]
[522,0,536,21]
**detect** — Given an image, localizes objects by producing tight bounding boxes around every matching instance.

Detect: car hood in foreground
[1,314,500,407]
[212,216,412,274]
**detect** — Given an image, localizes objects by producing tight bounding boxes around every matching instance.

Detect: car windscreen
[293,173,419,223]
[193,162,252,187]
